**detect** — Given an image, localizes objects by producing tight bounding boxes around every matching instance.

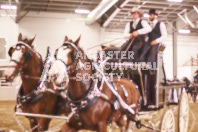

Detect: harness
[16,83,44,111]
[54,42,116,128]
[66,79,96,110]
[10,41,44,111]
[54,41,83,75]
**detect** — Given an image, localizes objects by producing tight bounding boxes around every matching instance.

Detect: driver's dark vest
[130,19,145,43]
[148,21,161,42]
[194,75,198,83]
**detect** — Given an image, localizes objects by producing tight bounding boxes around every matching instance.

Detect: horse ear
[28,35,36,46]
[64,36,68,43]
[18,33,22,41]
[74,35,81,46]
[101,45,106,49]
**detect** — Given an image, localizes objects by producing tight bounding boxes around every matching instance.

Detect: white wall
[18,12,101,58]
[0,15,19,66]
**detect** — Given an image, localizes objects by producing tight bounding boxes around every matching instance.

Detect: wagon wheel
[178,92,189,132]
[160,110,175,132]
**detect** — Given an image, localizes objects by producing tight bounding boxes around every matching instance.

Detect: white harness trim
[16,41,41,59]
[93,63,136,114]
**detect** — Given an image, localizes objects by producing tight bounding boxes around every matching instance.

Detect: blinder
[8,47,14,57]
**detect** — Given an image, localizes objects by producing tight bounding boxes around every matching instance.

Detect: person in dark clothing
[194,70,198,83]
[123,7,152,62]
[139,9,167,66]
[141,9,167,106]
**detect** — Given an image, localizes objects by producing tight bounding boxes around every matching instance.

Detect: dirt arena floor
[0,101,197,132]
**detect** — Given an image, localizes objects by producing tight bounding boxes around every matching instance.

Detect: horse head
[183,77,191,88]
[4,33,37,82]
[49,35,82,88]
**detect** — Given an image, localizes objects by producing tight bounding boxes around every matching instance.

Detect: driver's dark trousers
[139,43,159,105]
[139,43,159,73]
[121,39,145,62]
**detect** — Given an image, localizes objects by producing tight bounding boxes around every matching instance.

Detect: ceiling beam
[101,0,127,27]
[124,4,193,9]
[15,0,22,23]
[21,1,98,7]
[15,11,28,23]
[23,6,95,12]
[21,4,95,10]
[22,0,100,4]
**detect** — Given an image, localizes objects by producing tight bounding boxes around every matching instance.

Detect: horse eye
[70,52,73,56]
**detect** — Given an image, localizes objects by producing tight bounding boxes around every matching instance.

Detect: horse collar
[66,79,100,111]
[15,82,44,111]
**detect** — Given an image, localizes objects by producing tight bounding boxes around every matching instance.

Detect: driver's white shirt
[124,18,152,40]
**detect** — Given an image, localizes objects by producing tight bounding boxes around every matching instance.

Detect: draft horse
[49,36,140,132]
[4,33,61,131]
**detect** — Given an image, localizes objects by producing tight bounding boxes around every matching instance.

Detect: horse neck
[21,53,42,95]
[68,58,93,101]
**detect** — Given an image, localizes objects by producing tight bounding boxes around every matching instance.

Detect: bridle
[54,41,84,75]
[8,41,42,79]
[54,41,99,109]
[52,41,85,90]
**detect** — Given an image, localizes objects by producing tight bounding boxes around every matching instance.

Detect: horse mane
[77,46,89,60]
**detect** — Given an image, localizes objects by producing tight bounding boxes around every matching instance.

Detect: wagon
[108,47,190,132]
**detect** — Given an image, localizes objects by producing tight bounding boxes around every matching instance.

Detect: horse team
[4,33,140,132]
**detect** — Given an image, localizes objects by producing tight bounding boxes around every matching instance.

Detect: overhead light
[1,5,17,10]
[178,29,190,34]
[143,14,149,18]
[75,9,90,14]
[167,0,183,2]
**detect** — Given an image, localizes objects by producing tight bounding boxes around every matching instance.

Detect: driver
[123,7,152,62]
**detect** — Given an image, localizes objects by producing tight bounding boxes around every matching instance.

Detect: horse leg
[126,115,135,132]
[116,116,127,132]
[61,123,77,132]
[126,120,133,132]
[37,118,51,131]
[29,118,39,132]
[97,122,107,132]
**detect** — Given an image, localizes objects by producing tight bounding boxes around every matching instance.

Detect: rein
[0,65,20,68]
[85,37,124,51]
[7,41,43,80]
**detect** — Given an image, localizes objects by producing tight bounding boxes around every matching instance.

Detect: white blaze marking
[4,48,23,78]
[56,46,71,65]
[49,60,68,85]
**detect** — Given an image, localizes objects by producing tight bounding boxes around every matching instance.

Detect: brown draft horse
[4,33,60,131]
[49,36,140,132]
